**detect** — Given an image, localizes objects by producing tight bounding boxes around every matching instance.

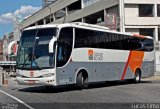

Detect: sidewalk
[155,71,160,76]
[8,77,18,86]
[143,75,160,81]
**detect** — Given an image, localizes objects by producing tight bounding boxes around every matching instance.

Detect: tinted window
[17,28,57,69]
[57,28,73,67]
[75,28,154,52]
[140,38,154,51]
[139,4,154,17]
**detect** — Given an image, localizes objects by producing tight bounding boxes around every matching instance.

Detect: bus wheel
[76,72,88,90]
[134,69,141,83]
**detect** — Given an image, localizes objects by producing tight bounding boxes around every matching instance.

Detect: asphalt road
[0,78,160,109]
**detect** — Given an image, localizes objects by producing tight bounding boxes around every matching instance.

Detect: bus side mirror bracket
[17,41,20,44]
[49,37,57,53]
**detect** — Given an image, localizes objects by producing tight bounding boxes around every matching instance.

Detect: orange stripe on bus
[133,34,147,38]
[121,51,144,80]
[121,51,132,80]
[129,51,144,73]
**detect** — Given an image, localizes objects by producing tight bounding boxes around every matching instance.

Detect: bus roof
[24,23,153,39]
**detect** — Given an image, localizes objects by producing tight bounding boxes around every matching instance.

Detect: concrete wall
[124,4,160,26]
[125,28,139,34]
[124,4,138,17]
[19,0,119,29]
[20,0,79,29]
[124,0,160,4]
[52,0,118,23]
[123,0,160,43]
[125,17,160,26]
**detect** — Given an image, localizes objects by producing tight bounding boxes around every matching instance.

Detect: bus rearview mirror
[49,37,57,53]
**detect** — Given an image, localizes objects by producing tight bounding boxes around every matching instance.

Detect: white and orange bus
[16,22,154,89]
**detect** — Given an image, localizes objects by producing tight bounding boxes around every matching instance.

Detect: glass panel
[57,28,73,67]
[17,28,57,70]
[157,4,160,17]
[139,4,154,17]
[75,28,154,52]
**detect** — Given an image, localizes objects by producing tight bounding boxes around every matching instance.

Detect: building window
[158,4,160,17]
[45,14,54,24]
[82,0,100,8]
[67,0,81,14]
[54,8,65,20]
[84,10,104,24]
[139,28,154,37]
[37,19,44,25]
[139,4,154,17]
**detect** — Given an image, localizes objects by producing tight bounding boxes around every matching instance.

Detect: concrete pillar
[82,17,85,23]
[53,14,56,21]
[104,9,106,16]
[155,27,159,41]
[104,9,106,23]
[0,71,2,86]
[65,7,68,15]
[81,0,84,9]
[119,0,125,32]
[43,19,46,25]
[81,18,83,23]
[35,22,38,26]
[154,4,158,17]
[47,6,52,23]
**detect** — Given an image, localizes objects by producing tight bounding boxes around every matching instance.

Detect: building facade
[19,0,160,40]
[17,0,160,72]
[0,39,3,61]
[0,32,17,62]
[2,35,9,61]
[42,0,58,7]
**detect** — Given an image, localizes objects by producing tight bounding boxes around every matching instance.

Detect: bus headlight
[42,73,54,78]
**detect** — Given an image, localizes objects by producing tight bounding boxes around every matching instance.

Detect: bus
[16,22,154,89]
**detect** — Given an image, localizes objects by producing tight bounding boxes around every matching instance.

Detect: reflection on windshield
[17,28,57,70]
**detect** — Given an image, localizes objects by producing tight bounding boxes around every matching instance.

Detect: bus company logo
[30,71,34,77]
[88,49,94,60]
[88,49,103,61]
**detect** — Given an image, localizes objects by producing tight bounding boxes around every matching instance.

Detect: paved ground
[143,75,160,81]
[0,76,160,109]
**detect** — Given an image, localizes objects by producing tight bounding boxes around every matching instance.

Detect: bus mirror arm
[17,41,20,44]
[49,37,57,53]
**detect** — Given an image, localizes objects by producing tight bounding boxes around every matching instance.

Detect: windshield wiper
[21,54,30,69]
[32,61,42,70]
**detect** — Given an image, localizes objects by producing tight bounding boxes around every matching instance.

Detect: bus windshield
[17,28,57,70]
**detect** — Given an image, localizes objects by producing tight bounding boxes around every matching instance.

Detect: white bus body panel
[56,48,154,85]
[16,69,57,86]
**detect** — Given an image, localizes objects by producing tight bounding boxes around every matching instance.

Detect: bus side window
[57,27,73,67]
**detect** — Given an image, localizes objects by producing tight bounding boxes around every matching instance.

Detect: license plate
[28,80,35,84]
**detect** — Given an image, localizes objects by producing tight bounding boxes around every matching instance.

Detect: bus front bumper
[16,76,57,86]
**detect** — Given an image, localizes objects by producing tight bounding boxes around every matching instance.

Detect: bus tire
[83,76,88,89]
[45,86,53,90]
[134,69,141,83]
[76,72,88,90]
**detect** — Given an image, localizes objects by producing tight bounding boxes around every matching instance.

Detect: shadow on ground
[18,80,152,93]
